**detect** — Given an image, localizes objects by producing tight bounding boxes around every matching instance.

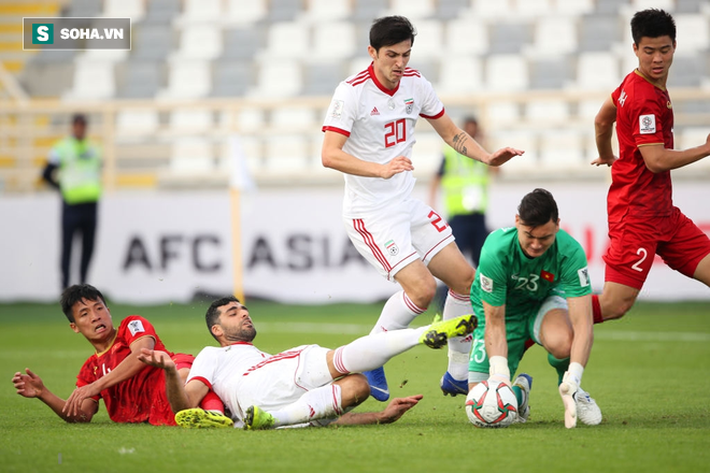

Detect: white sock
[333,326,427,374]
[370,290,426,335]
[443,289,473,381]
[269,384,343,427]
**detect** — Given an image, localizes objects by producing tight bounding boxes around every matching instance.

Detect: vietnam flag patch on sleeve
[540,270,555,282]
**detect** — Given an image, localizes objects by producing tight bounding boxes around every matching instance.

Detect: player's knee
[340,374,370,408]
[545,332,573,359]
[408,280,437,308]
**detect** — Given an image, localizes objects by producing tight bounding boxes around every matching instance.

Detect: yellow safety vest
[54,137,102,204]
[440,145,489,216]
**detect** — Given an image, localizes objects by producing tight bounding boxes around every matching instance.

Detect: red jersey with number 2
[609,70,674,222]
[76,315,177,426]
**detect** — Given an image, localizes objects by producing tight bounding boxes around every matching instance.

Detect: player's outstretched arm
[592,96,618,167]
[428,113,524,167]
[138,348,207,413]
[322,130,413,178]
[639,137,710,173]
[483,301,511,385]
[12,368,97,422]
[331,394,424,426]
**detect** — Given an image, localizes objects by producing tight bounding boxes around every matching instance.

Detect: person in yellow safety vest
[428,116,498,314]
[41,113,102,290]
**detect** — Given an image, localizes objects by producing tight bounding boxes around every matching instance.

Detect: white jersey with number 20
[322,63,444,215]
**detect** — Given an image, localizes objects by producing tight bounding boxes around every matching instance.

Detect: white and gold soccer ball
[465,379,518,428]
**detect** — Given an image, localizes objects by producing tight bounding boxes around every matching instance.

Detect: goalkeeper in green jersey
[468,188,602,428]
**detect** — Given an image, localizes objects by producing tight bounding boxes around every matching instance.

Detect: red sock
[592,294,604,324]
[199,390,225,414]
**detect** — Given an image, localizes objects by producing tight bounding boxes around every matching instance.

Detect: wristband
[488,356,510,380]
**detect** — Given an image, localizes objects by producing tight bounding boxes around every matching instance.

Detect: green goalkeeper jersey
[471,227,592,320]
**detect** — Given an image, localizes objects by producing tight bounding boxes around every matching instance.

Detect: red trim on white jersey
[422,235,453,261]
[349,63,400,96]
[353,218,392,272]
[322,125,350,137]
[420,108,445,120]
[347,67,371,87]
[189,376,212,389]
[244,348,305,376]
[403,67,421,77]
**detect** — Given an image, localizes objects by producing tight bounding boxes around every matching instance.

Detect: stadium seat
[485,101,521,126]
[595,0,629,15]
[514,0,553,18]
[445,18,489,56]
[271,108,317,130]
[668,56,705,88]
[67,0,102,18]
[471,0,513,20]
[261,21,310,59]
[131,24,174,60]
[302,62,345,96]
[158,61,211,99]
[103,0,145,21]
[386,0,435,19]
[312,22,356,60]
[409,20,444,59]
[302,0,352,22]
[579,15,623,52]
[172,25,223,61]
[249,61,302,98]
[211,61,253,97]
[221,27,264,61]
[674,15,710,54]
[525,100,570,124]
[117,60,164,99]
[176,0,223,25]
[554,0,594,15]
[486,54,529,91]
[525,16,578,57]
[529,56,573,90]
[170,137,215,174]
[267,0,303,22]
[352,0,389,21]
[675,0,707,13]
[437,56,484,95]
[224,0,267,26]
[575,52,620,91]
[489,22,533,54]
[143,0,181,24]
[64,62,116,100]
[630,0,674,12]
[434,0,470,20]
[264,136,311,174]
[539,130,587,170]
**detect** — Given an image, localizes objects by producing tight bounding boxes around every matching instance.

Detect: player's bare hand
[138,348,176,370]
[12,368,44,398]
[485,147,525,167]
[63,384,100,417]
[591,154,618,167]
[380,156,414,179]
[378,394,424,424]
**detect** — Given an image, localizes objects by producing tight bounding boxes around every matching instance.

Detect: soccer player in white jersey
[138,296,476,430]
[321,16,524,401]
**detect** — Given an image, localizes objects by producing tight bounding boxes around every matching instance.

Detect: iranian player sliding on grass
[138,296,476,429]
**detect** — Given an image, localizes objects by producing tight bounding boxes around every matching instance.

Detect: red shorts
[603,207,710,289]
[172,353,195,371]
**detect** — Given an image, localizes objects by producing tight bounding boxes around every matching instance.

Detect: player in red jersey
[592,9,710,322]
[11,284,227,426]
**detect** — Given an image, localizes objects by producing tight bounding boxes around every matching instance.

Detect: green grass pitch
[1,300,709,472]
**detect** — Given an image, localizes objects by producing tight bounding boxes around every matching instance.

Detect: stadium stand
[1,0,710,193]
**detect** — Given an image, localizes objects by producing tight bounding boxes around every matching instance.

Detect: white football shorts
[233,345,333,422]
[344,196,455,281]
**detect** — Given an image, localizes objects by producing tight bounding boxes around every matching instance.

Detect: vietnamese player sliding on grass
[11,284,225,425]
[138,296,476,430]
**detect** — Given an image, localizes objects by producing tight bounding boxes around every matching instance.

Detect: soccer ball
[465,380,518,428]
